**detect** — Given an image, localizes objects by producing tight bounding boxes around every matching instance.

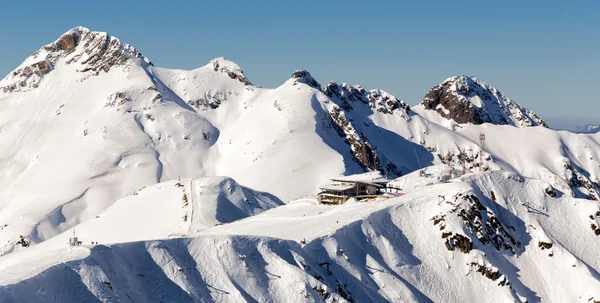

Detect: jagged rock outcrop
[323,81,410,115]
[104,92,132,108]
[291,70,321,89]
[329,105,379,171]
[420,75,547,128]
[290,72,407,178]
[564,160,600,200]
[0,26,152,93]
[210,57,251,86]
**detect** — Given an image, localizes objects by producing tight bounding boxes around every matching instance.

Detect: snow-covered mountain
[1,27,600,302]
[416,75,547,128]
[574,124,600,134]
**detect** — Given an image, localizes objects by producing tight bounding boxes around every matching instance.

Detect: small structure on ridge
[317,172,390,205]
[68,230,82,247]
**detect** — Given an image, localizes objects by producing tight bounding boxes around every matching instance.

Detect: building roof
[330,171,389,185]
[330,179,386,188]
[319,184,355,192]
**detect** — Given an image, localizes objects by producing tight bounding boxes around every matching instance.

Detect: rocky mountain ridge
[0,27,151,93]
[420,75,547,128]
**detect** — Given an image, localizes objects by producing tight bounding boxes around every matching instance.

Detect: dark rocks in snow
[453,194,520,254]
[211,58,251,86]
[1,27,152,93]
[336,281,354,303]
[291,70,320,89]
[105,92,131,108]
[470,262,502,281]
[56,31,78,52]
[312,286,329,300]
[188,91,228,110]
[544,186,557,197]
[431,214,446,227]
[537,241,553,250]
[564,160,600,200]
[591,224,600,236]
[422,79,481,124]
[16,235,30,248]
[322,81,410,116]
[445,234,473,254]
[420,75,547,128]
[329,105,379,171]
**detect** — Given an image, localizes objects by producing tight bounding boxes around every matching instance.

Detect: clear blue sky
[1,1,598,129]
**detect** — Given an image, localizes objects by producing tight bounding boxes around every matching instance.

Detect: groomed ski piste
[0,27,599,302]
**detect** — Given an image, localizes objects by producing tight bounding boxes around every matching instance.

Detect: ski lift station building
[318,172,390,205]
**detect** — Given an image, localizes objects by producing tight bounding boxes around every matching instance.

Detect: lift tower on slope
[479,133,486,172]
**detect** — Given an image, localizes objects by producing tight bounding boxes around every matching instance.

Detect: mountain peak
[0,26,151,93]
[208,57,251,85]
[290,70,320,89]
[419,75,547,128]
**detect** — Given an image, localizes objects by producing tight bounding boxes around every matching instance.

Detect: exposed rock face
[188,91,228,110]
[454,194,521,254]
[210,57,251,86]
[329,105,378,169]
[564,160,600,200]
[104,92,132,108]
[320,81,408,178]
[287,73,409,178]
[0,26,152,93]
[420,75,547,128]
[291,70,320,89]
[323,81,410,115]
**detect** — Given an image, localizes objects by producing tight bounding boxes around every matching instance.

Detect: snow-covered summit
[290,69,320,89]
[208,57,252,86]
[0,26,151,93]
[417,75,547,128]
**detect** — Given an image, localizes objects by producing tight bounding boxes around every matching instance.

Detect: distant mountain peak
[0,26,151,93]
[419,75,547,128]
[573,124,600,134]
[209,57,251,85]
[290,70,320,89]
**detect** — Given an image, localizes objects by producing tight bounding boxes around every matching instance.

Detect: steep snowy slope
[2,171,600,302]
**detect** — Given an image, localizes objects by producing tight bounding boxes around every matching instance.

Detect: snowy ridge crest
[209,57,251,86]
[323,81,410,115]
[0,26,152,93]
[420,75,547,128]
[290,70,320,89]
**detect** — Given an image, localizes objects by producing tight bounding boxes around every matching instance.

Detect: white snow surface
[0,27,600,302]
